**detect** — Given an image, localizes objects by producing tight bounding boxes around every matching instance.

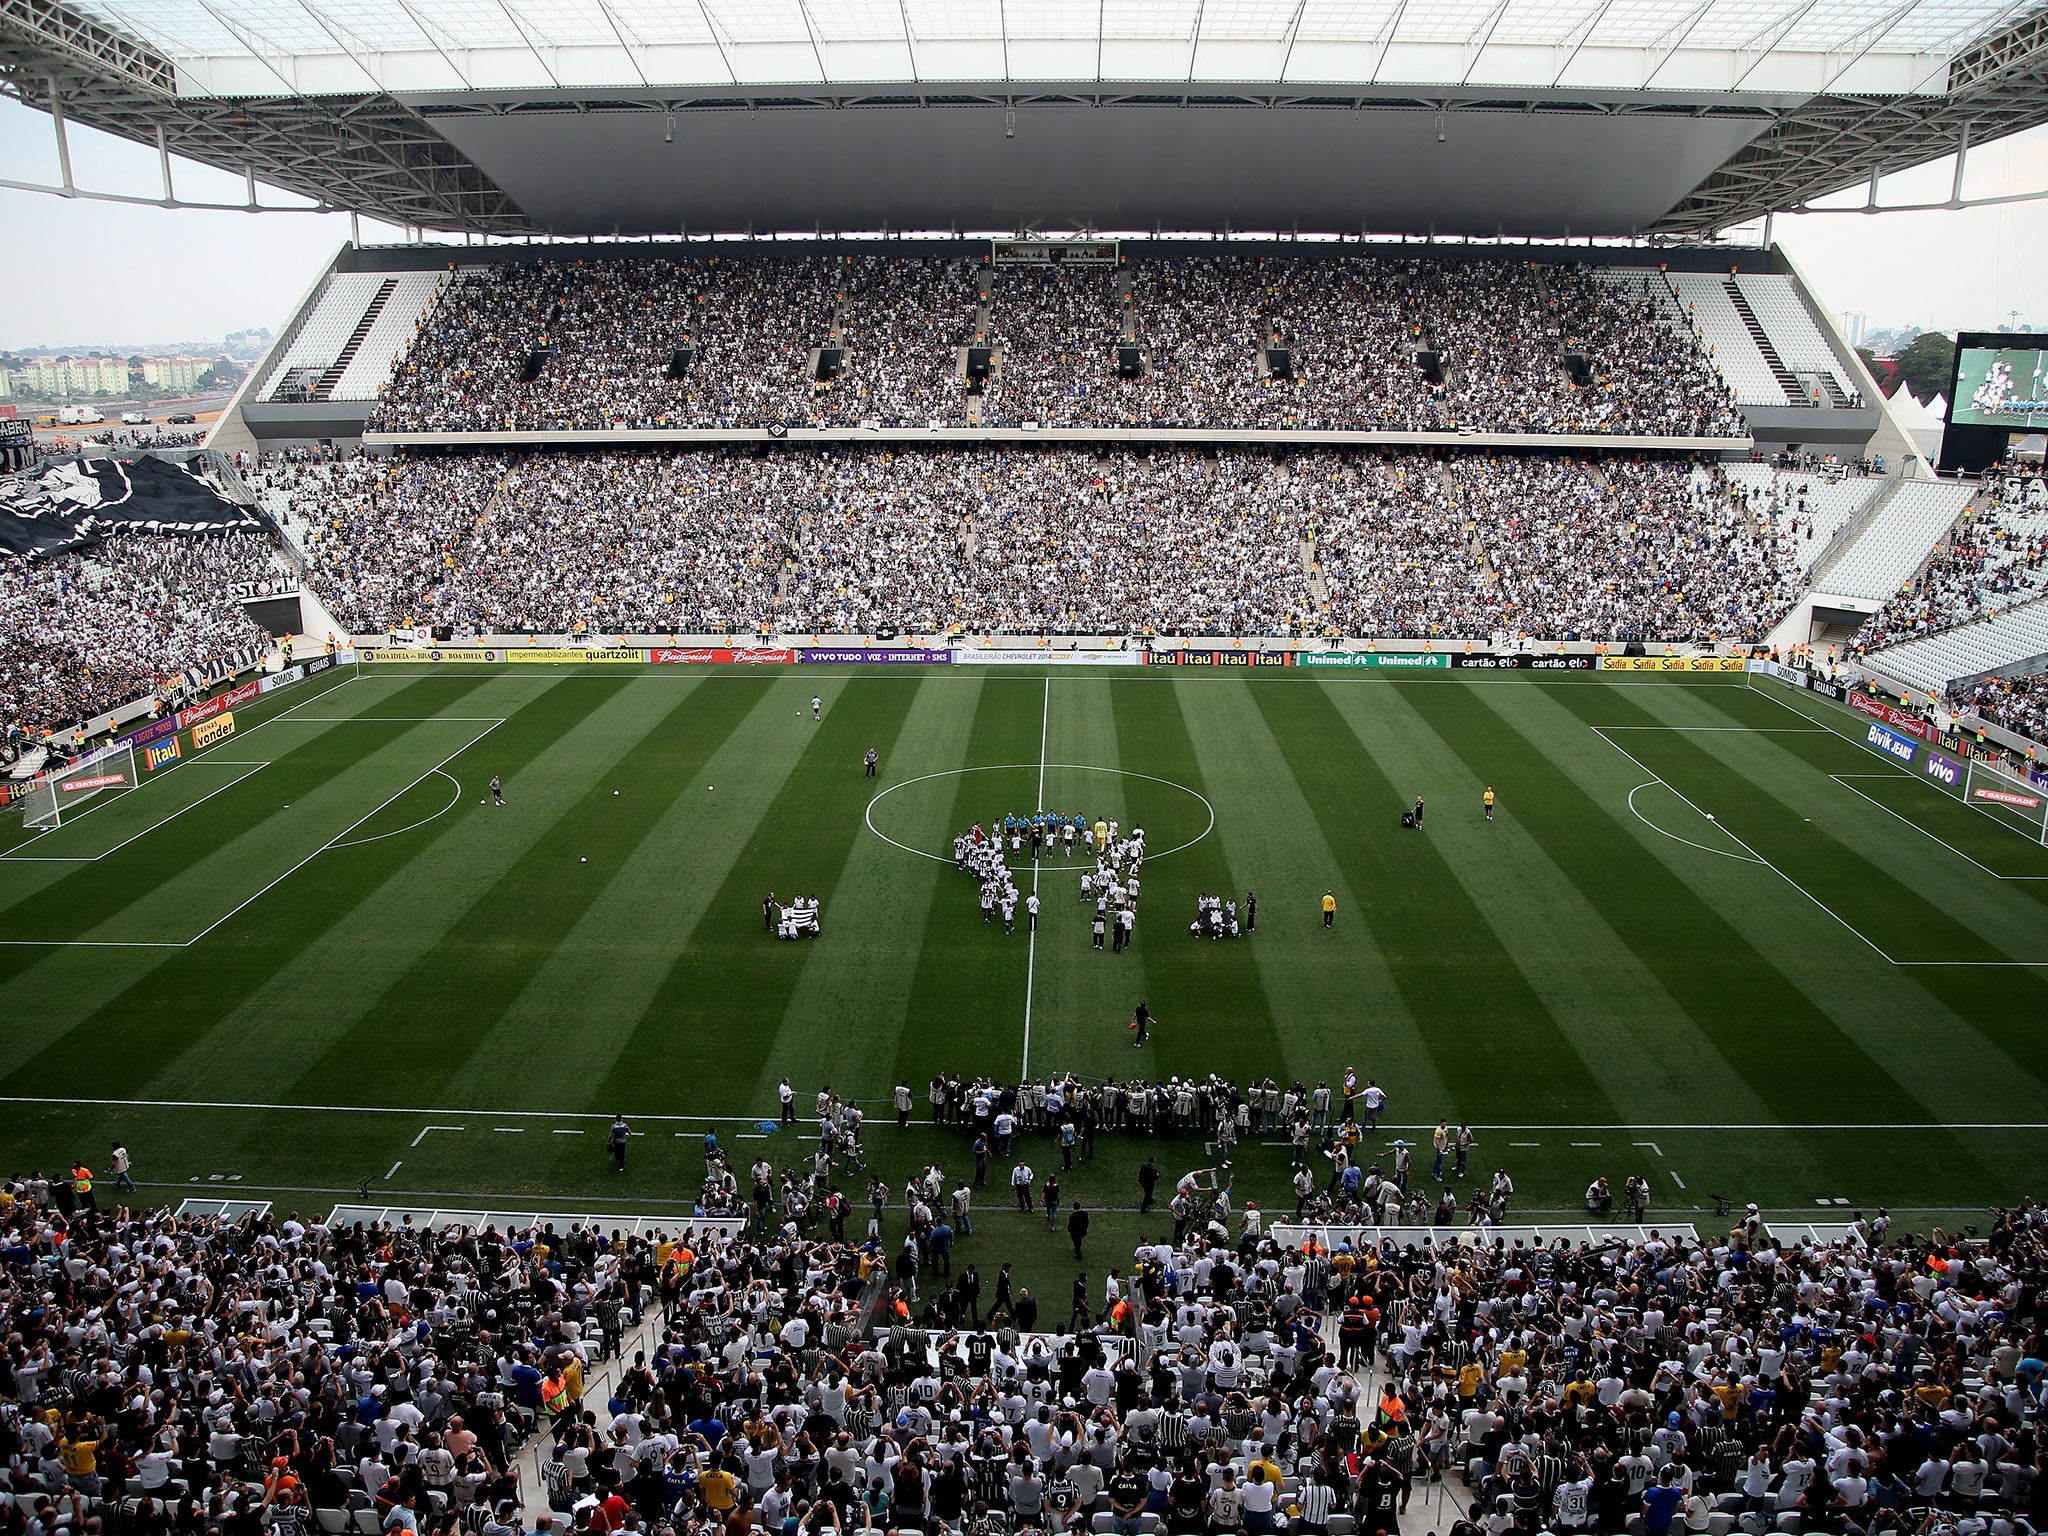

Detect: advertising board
[1848,690,1931,740]
[1598,655,1748,672]
[504,647,645,664]
[1924,752,1962,788]
[191,713,237,749]
[1297,652,1448,669]
[258,664,306,695]
[1864,722,1918,764]
[1450,654,1596,671]
[959,649,1142,667]
[1144,650,1291,667]
[124,716,179,749]
[1974,785,2043,810]
[142,738,181,772]
[60,770,130,794]
[801,649,952,664]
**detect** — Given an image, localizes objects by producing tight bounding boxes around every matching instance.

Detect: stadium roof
[2,0,2045,235]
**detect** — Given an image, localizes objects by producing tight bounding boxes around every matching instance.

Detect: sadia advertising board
[1598,655,1748,672]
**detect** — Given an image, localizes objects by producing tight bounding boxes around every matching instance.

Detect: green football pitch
[3,661,2046,1291]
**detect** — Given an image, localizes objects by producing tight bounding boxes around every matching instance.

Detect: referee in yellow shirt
[1484,786,1496,822]
[1322,890,1336,930]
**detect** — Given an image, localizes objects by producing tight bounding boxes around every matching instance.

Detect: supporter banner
[1598,655,1748,672]
[142,738,181,772]
[1,454,275,559]
[649,647,797,665]
[191,713,236,749]
[1974,785,2043,810]
[257,664,306,695]
[1923,752,1963,789]
[1848,690,1931,741]
[1449,654,1596,671]
[1298,651,1449,669]
[801,649,952,664]
[504,647,645,664]
[960,649,1143,667]
[1146,650,1292,667]
[1864,722,1918,765]
[228,577,300,601]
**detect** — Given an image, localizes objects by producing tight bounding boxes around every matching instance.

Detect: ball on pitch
[580,856,587,863]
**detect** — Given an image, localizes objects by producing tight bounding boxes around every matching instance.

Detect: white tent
[1927,392,1950,421]
[1888,381,1944,459]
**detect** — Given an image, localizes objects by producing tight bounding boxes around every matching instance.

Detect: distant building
[20,356,131,395]
[142,356,208,391]
[0,368,12,400]
[1839,312,1866,347]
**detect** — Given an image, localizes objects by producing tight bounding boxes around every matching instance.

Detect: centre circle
[864,764,1215,872]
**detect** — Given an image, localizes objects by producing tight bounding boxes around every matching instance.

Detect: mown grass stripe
[890,677,1043,1088]
[1534,681,2014,1189]
[289,675,759,1104]
[1253,680,1623,1122]
[0,675,538,1093]
[1339,680,1777,1130]
[589,676,926,1111]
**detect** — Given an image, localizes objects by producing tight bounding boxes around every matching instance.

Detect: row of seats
[1868,597,2048,697]
[1818,479,1976,601]
[263,274,390,399]
[330,272,453,401]
[1732,276,1860,406]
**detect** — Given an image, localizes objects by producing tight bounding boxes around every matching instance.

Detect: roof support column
[156,124,174,203]
[46,77,75,194]
[1949,120,1972,205]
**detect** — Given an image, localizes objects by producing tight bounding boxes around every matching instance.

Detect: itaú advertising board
[1145,650,1291,667]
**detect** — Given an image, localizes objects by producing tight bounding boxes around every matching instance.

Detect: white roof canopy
[64,0,2031,96]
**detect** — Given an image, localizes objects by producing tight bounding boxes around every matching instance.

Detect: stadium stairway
[313,279,397,401]
[1723,280,1807,405]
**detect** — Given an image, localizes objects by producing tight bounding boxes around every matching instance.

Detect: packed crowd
[0,532,274,743]
[4,1124,2046,1536]
[257,447,1800,645]
[1860,481,2048,654]
[1950,672,2048,746]
[362,252,1747,438]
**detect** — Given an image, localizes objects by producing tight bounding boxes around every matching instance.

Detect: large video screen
[1951,340,2048,429]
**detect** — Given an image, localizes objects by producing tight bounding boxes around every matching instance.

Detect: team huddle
[950,814,1149,951]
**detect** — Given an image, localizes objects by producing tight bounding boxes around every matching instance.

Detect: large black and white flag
[0,454,273,558]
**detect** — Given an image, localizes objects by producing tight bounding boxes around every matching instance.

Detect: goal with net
[18,742,138,831]
[1963,760,2048,845]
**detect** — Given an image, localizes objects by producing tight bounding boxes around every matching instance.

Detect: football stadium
[3,0,2048,1531]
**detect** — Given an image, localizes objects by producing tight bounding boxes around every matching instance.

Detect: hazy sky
[0,91,2042,350]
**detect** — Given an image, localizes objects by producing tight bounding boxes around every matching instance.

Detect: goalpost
[1962,760,2048,846]
[18,742,138,831]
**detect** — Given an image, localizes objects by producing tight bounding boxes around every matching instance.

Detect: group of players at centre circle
[952,814,1147,944]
